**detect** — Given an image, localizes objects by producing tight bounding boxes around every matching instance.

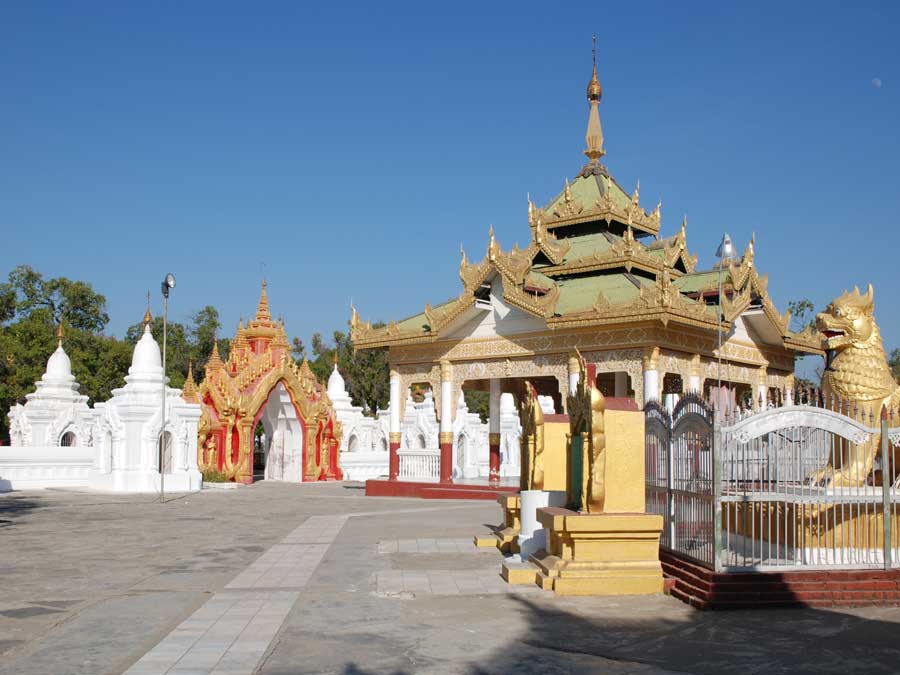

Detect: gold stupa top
[56,321,64,346]
[256,279,271,321]
[182,360,200,403]
[584,35,605,164]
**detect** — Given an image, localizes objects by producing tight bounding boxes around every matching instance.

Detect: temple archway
[187,281,342,484]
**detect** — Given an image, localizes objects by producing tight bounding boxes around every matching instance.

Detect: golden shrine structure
[351,50,821,490]
[183,282,342,484]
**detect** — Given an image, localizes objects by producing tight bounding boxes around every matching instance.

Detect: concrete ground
[2,482,900,674]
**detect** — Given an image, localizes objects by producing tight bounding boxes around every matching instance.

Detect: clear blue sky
[2,1,898,365]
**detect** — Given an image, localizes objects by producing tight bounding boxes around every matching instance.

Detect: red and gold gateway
[183,282,342,484]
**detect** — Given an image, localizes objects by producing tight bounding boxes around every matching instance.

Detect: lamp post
[715,234,735,416]
[159,273,176,502]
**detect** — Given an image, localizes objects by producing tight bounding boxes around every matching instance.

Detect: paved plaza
[2,483,900,674]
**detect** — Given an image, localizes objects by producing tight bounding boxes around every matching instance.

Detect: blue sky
[2,1,898,367]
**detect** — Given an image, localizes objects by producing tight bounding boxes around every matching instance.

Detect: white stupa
[91,310,202,492]
[7,324,94,447]
[329,363,391,480]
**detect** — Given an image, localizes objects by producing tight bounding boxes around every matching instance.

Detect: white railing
[398,448,440,480]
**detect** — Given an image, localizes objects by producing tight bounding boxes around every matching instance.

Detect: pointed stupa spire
[207,339,224,371]
[56,320,64,347]
[256,278,271,321]
[182,360,200,402]
[584,34,606,165]
[143,290,153,328]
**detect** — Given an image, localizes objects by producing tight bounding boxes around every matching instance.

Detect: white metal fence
[645,393,900,571]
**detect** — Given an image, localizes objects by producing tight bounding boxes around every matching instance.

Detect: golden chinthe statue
[811,284,900,487]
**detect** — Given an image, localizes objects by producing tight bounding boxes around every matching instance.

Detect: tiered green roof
[350,55,820,357]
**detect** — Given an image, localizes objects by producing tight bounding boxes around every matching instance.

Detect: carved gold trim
[439,431,454,445]
[488,432,501,446]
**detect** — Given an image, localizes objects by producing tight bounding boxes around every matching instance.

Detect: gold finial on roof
[586,34,602,102]
[255,278,271,321]
[56,321,64,346]
[584,34,605,164]
[143,290,153,326]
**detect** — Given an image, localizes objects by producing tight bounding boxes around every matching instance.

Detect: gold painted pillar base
[531,508,664,596]
[473,494,521,554]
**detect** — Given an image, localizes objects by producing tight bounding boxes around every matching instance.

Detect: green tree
[301,326,389,415]
[787,298,816,333]
[889,348,900,383]
[7,264,109,332]
[0,267,116,442]
[464,390,490,423]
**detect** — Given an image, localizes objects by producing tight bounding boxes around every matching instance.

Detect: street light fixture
[159,273,175,502]
[715,234,735,417]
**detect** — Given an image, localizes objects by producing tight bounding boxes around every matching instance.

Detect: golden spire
[182,360,200,402]
[56,321,64,346]
[255,278,271,321]
[234,316,249,351]
[207,339,224,371]
[143,290,153,327]
[584,34,605,164]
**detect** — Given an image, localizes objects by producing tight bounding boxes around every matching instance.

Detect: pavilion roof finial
[584,34,606,165]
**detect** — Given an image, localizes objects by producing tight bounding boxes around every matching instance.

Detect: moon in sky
[872,77,883,89]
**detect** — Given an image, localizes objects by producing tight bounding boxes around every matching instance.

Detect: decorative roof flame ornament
[488,224,497,262]
[584,34,606,165]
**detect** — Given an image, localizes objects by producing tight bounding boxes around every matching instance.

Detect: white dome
[45,344,72,380]
[130,324,162,373]
[327,364,346,398]
[500,392,515,413]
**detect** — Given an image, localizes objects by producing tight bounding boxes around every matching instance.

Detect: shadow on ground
[337,594,900,675]
[0,494,45,526]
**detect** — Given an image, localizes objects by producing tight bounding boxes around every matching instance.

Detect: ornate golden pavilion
[351,51,821,482]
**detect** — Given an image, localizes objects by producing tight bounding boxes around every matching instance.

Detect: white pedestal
[517,489,566,562]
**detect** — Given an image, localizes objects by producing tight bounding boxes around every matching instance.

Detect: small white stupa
[329,363,391,480]
[7,323,94,447]
[91,308,202,492]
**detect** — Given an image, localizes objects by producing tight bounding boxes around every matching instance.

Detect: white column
[643,347,660,406]
[439,362,453,435]
[567,355,579,396]
[756,366,768,410]
[688,354,701,393]
[389,369,401,435]
[614,372,628,398]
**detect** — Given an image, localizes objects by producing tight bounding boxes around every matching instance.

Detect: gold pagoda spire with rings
[255,278,272,321]
[584,34,605,165]
[56,321,64,346]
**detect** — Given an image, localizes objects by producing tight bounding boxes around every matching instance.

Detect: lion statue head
[816,284,876,353]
